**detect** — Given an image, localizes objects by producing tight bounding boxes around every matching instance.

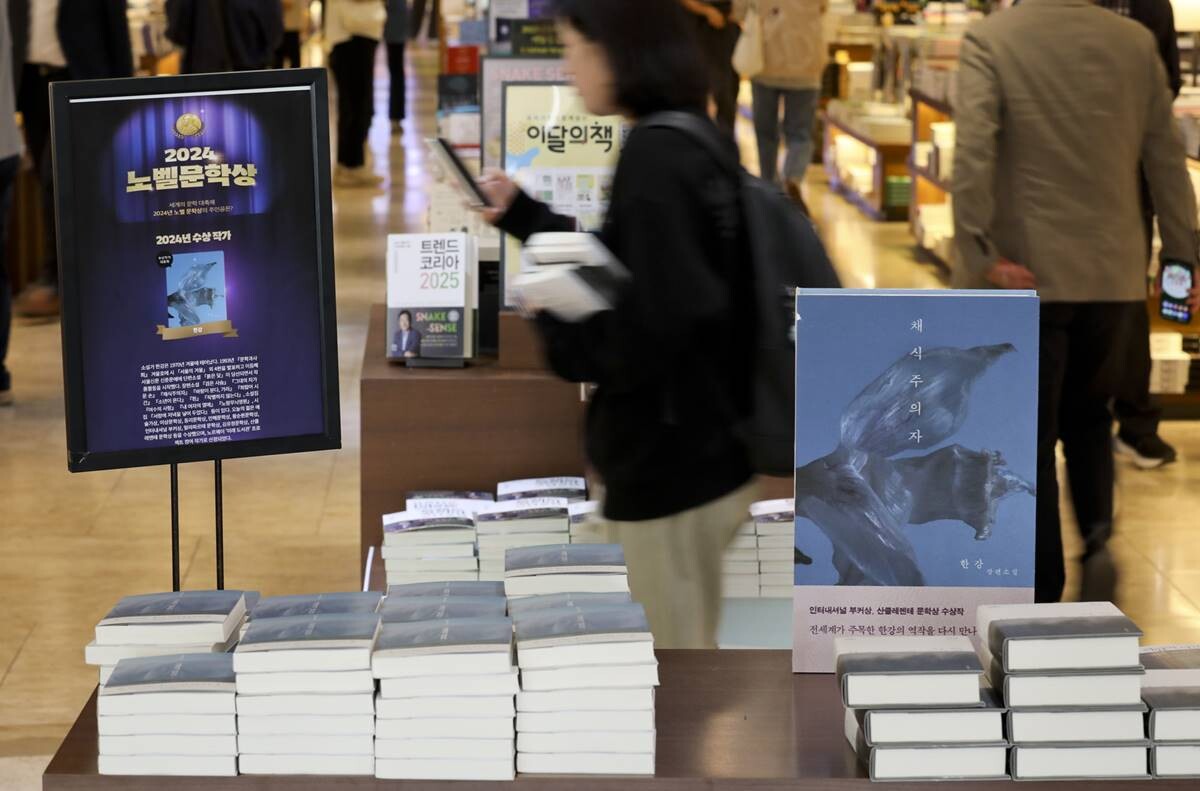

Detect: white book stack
[752,499,795,599]
[568,501,604,545]
[372,615,518,781]
[497,476,588,503]
[475,499,571,583]
[233,612,382,776]
[512,599,658,775]
[383,504,481,587]
[97,654,238,776]
[979,602,1149,781]
[721,521,760,598]
[503,543,631,599]
[1143,645,1200,779]
[87,590,251,686]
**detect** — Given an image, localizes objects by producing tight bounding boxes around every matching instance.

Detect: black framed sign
[51,69,340,473]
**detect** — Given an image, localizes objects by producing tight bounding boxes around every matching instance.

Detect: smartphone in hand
[1160,260,1195,324]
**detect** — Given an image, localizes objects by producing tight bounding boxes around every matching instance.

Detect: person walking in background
[167,0,282,72]
[326,0,385,187]
[733,0,825,207]
[952,0,1200,604]
[9,0,132,320]
[0,0,22,405]
[1099,0,1184,470]
[275,0,305,67]
[679,0,741,144]
[409,0,438,40]
[385,0,408,135]
[479,0,757,649]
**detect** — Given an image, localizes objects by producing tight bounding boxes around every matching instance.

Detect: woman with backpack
[478,0,757,649]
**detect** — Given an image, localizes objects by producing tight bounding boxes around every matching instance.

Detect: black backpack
[642,112,841,477]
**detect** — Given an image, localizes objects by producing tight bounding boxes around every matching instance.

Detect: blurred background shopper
[479,0,756,649]
[952,0,1200,604]
[385,0,408,134]
[0,0,21,405]
[733,0,825,208]
[275,0,305,68]
[166,0,282,72]
[325,0,385,187]
[679,0,740,144]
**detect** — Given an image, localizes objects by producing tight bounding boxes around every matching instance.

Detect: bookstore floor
[4,45,1200,790]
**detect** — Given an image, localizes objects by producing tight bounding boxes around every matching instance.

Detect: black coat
[166,0,283,73]
[8,0,133,80]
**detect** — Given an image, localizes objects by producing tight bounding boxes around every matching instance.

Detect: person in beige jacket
[952,0,1200,604]
[734,0,826,200]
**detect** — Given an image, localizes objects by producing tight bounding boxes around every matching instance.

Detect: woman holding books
[479,0,757,649]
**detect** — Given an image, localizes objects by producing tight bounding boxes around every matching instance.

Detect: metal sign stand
[168,460,226,593]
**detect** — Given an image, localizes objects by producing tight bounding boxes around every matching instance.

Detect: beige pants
[579,480,760,649]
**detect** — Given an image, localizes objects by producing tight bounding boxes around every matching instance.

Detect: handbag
[341,0,387,40]
[732,3,765,78]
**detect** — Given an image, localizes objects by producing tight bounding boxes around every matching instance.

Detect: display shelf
[909,90,955,268]
[823,113,911,223]
[43,650,1195,789]
[910,163,950,194]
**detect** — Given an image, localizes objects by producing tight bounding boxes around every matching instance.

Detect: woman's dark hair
[555,0,709,118]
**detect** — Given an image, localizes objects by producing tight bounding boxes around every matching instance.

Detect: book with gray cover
[248,592,382,621]
[989,660,1145,709]
[1007,705,1148,745]
[474,498,569,531]
[836,638,984,709]
[383,508,475,534]
[379,596,507,623]
[845,716,1008,781]
[374,616,513,657]
[386,581,505,598]
[1152,743,1200,778]
[100,590,247,625]
[508,592,632,618]
[514,603,650,649]
[988,614,1142,673]
[1143,645,1200,688]
[855,687,1006,746]
[498,476,587,502]
[505,543,626,577]
[1145,686,1200,742]
[100,653,235,696]
[237,613,382,653]
[1011,744,1151,780]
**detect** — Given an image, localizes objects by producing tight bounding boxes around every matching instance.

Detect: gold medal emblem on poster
[175,112,204,137]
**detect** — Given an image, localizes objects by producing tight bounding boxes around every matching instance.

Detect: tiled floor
[2,43,1200,790]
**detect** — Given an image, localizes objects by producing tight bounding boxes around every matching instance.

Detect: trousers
[329,36,378,168]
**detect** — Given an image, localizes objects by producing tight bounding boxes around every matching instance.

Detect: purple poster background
[66,89,326,455]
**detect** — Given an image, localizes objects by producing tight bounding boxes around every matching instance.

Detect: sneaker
[14,283,60,319]
[1114,432,1177,469]
[333,165,384,189]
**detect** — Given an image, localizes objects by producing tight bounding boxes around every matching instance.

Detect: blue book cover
[375,616,514,655]
[385,581,506,599]
[248,592,382,621]
[101,590,246,624]
[513,603,650,648]
[793,289,1038,673]
[508,592,633,617]
[237,613,381,652]
[504,544,625,575]
[379,596,508,623]
[102,653,235,695]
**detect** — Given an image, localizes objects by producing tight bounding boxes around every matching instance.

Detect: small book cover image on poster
[159,251,236,340]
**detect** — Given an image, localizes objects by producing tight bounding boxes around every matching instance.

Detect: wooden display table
[44,649,1191,789]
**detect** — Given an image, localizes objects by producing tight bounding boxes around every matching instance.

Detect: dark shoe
[0,388,11,407]
[1080,546,1118,603]
[1114,432,1177,470]
[14,284,60,319]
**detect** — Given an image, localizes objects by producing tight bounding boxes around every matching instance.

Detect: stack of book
[1143,644,1200,779]
[474,498,571,583]
[503,544,631,599]
[752,499,794,599]
[385,580,506,600]
[97,653,237,777]
[838,636,1008,781]
[512,599,658,775]
[372,615,518,781]
[979,602,1149,781]
[87,590,250,686]
[381,504,479,587]
[233,612,381,776]
[721,520,761,598]
[497,476,588,503]
[568,500,603,544]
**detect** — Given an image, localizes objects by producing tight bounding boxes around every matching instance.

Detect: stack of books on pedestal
[382,505,479,587]
[568,500,604,544]
[980,602,1149,781]
[372,616,518,781]
[503,544,631,599]
[238,591,380,639]
[475,499,571,583]
[752,499,795,599]
[233,612,381,776]
[97,654,238,776]
[838,636,1007,781]
[721,520,760,598]
[497,476,588,503]
[512,599,658,775]
[87,591,251,686]
[1143,645,1200,779]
